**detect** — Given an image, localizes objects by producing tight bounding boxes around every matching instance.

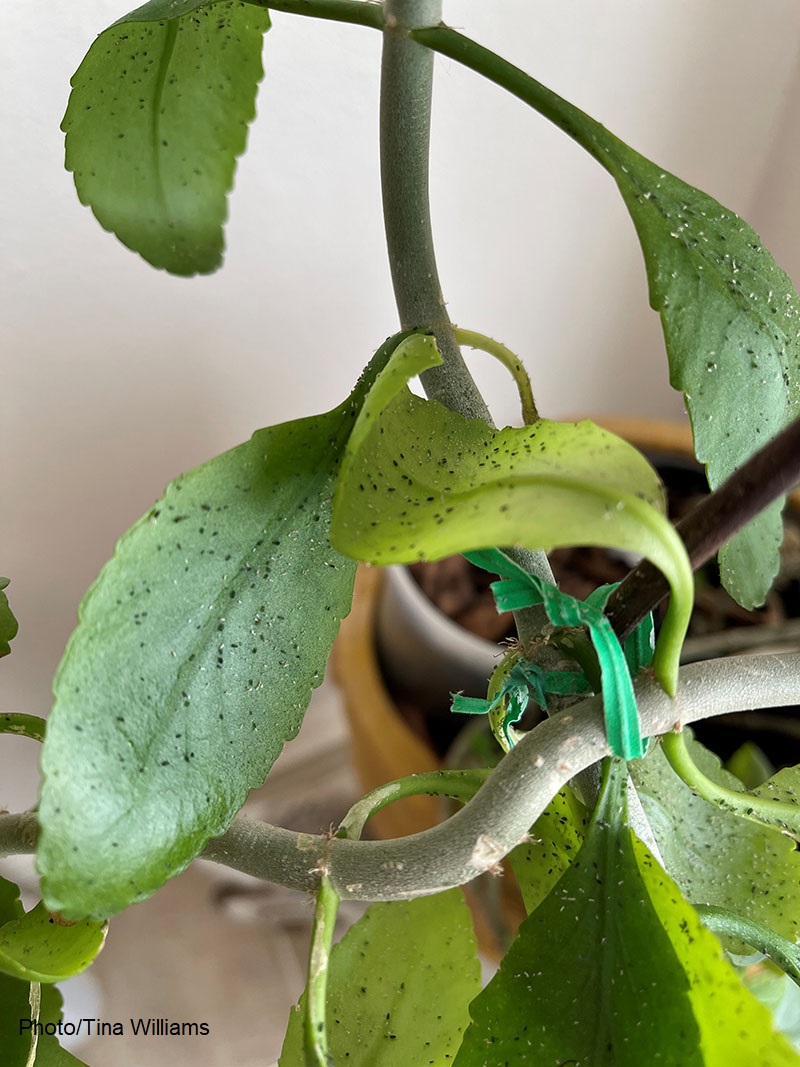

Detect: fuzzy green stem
[453,328,538,424]
[696,905,800,985]
[660,729,800,838]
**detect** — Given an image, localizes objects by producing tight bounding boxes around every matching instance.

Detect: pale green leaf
[631,735,800,953]
[330,333,693,693]
[38,337,400,920]
[0,903,106,983]
[62,0,270,274]
[726,741,774,790]
[752,764,800,814]
[278,890,481,1067]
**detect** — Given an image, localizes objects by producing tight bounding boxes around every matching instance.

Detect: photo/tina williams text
[19,1018,211,1037]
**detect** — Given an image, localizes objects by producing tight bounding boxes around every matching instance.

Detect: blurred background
[4,0,800,1061]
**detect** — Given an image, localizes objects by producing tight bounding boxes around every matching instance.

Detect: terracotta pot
[331,566,442,840]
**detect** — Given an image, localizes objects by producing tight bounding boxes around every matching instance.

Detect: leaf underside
[38,336,399,919]
[62,0,270,274]
[513,71,800,607]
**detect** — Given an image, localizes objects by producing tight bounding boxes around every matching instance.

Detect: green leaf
[0,971,37,1067]
[440,50,800,608]
[607,148,800,608]
[278,891,481,1067]
[635,836,800,1065]
[62,0,270,275]
[0,889,89,1067]
[34,1037,90,1067]
[726,741,774,789]
[38,336,401,920]
[454,760,800,1067]
[631,735,800,954]
[330,333,693,693]
[0,579,19,658]
[0,876,25,924]
[0,876,39,1067]
[453,760,704,1067]
[0,902,106,983]
[751,763,800,815]
[506,786,587,913]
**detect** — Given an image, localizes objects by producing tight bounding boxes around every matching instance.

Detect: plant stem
[453,328,538,424]
[248,0,385,28]
[9,653,800,898]
[305,874,339,1067]
[660,729,800,838]
[695,905,800,985]
[380,0,483,419]
[380,0,555,634]
[606,413,800,641]
[0,714,46,743]
[337,768,488,839]
[409,24,618,165]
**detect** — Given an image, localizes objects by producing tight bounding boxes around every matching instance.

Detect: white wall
[3,1,800,802]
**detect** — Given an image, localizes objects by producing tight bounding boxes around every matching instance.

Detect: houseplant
[4,1,800,1065]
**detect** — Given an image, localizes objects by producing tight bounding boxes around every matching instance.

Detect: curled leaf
[331,333,693,693]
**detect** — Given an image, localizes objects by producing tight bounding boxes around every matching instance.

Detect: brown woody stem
[606,415,800,641]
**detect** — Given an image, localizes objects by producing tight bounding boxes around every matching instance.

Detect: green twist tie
[458,548,654,760]
[452,657,590,751]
